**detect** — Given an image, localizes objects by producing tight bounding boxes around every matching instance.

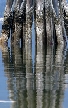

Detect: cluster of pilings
[0,36,65,108]
[0,0,67,46]
[0,1,67,106]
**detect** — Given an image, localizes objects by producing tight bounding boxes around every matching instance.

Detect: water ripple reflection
[0,42,68,108]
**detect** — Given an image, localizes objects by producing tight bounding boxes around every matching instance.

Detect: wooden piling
[0,0,67,52]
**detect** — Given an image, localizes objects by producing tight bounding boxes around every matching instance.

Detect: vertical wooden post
[45,0,53,45]
[55,0,64,44]
[35,2,45,107]
[4,0,14,18]
[26,0,33,91]
[35,0,45,53]
[26,1,36,106]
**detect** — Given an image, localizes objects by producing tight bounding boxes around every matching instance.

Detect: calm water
[0,1,68,108]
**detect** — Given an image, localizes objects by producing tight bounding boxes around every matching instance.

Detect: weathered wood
[4,0,14,20]
[26,14,32,73]
[52,0,59,17]
[0,0,67,49]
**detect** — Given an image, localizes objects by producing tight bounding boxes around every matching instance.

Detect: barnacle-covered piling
[0,0,67,47]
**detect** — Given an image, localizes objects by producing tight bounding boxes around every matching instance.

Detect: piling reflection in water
[0,36,65,108]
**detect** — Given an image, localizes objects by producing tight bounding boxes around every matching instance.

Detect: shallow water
[0,1,68,108]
